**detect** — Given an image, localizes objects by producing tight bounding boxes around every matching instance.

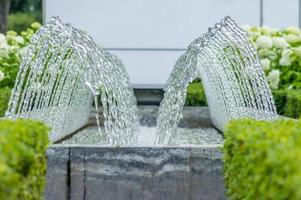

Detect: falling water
[156,16,277,145]
[155,40,200,144]
[5,17,139,144]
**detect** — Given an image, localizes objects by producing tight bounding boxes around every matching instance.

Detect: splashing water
[156,16,277,144]
[5,17,139,144]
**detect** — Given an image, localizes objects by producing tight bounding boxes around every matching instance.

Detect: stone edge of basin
[45,144,226,200]
[49,143,223,148]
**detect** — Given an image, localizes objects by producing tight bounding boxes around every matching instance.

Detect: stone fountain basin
[44,106,226,200]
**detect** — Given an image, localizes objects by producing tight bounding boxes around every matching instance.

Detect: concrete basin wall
[45,145,225,200]
[45,106,226,200]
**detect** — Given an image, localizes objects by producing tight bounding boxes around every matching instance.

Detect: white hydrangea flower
[267,70,280,89]
[256,35,273,49]
[0,33,8,49]
[15,36,24,44]
[282,48,293,57]
[0,33,5,44]
[279,49,292,66]
[0,70,4,81]
[259,58,270,71]
[268,69,280,81]
[272,37,288,49]
[286,26,300,35]
[285,34,301,43]
[279,57,291,66]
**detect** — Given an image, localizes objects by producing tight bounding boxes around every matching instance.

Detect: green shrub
[272,89,301,118]
[0,87,11,117]
[8,13,37,34]
[184,83,301,117]
[185,81,207,106]
[184,82,301,119]
[223,118,301,200]
[285,90,301,118]
[0,119,49,200]
[272,90,288,115]
[0,22,40,91]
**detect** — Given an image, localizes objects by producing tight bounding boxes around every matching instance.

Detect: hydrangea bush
[0,22,40,116]
[243,25,301,89]
[0,22,41,89]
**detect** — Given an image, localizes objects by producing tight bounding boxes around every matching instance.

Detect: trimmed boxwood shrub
[0,119,49,200]
[223,118,301,200]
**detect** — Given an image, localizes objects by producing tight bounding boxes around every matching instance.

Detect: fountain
[4,16,278,199]
[5,17,139,144]
[4,17,276,146]
[156,16,277,144]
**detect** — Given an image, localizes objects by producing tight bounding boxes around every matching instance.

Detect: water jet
[4,16,278,200]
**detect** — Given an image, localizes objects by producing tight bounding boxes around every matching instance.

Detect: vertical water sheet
[5,17,138,144]
[155,39,201,144]
[156,16,277,144]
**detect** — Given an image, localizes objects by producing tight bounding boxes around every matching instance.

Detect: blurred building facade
[44,0,300,88]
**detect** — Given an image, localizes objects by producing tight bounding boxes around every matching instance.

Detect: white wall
[263,0,299,28]
[44,0,299,88]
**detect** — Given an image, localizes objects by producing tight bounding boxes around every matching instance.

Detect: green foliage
[185,80,207,106]
[0,119,49,200]
[285,90,301,118]
[9,0,42,32]
[272,89,301,118]
[0,22,40,89]
[10,0,42,15]
[8,13,37,34]
[272,90,287,115]
[0,87,11,117]
[0,22,40,116]
[223,118,301,200]
[184,81,301,118]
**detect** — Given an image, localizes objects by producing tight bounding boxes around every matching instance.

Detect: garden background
[0,1,301,199]
[0,0,301,118]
